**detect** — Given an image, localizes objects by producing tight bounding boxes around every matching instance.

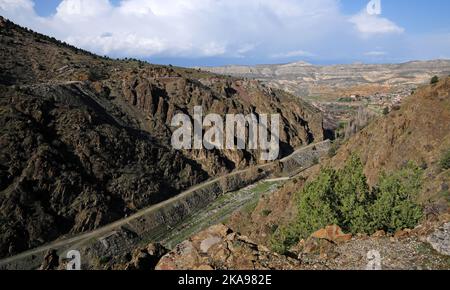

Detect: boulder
[301,238,339,260]
[311,225,352,243]
[156,224,301,270]
[39,249,59,270]
[124,243,168,270]
[394,229,411,240]
[372,230,386,238]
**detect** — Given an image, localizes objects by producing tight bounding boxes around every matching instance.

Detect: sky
[1,0,449,67]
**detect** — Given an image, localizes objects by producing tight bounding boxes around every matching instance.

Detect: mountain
[0,16,324,258]
[200,60,450,99]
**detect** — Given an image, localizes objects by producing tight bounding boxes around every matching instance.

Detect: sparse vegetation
[271,155,424,254]
[99,256,111,265]
[242,200,259,214]
[430,76,439,84]
[327,142,339,158]
[338,97,353,103]
[441,190,450,203]
[439,149,450,170]
[341,107,374,140]
[269,224,279,234]
[312,156,319,165]
[370,162,424,232]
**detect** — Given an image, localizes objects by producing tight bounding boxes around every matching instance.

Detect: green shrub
[334,155,374,234]
[270,223,304,255]
[296,155,374,236]
[440,149,450,170]
[270,155,424,253]
[296,168,340,237]
[430,76,439,84]
[370,162,423,233]
[270,168,338,253]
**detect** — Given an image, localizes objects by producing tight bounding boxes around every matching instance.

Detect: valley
[0,14,449,271]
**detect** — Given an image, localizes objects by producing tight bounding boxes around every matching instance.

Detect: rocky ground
[154,219,449,270]
[78,215,449,271]
[294,220,450,270]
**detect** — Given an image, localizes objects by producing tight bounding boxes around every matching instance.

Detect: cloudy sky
[1,0,449,66]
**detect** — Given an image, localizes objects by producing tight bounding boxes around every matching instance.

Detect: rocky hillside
[329,77,450,205]
[0,17,324,258]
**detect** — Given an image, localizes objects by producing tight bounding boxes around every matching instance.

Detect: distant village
[309,84,418,134]
[340,84,416,111]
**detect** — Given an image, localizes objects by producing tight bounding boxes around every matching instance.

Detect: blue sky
[1,0,450,66]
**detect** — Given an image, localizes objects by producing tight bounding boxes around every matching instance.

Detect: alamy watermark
[366,0,382,15]
[66,250,81,270]
[366,250,382,270]
[170,106,280,161]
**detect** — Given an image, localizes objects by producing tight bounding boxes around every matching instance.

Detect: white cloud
[0,0,432,62]
[0,0,33,12]
[236,44,256,55]
[349,10,404,36]
[364,51,387,56]
[0,0,340,58]
[0,0,39,28]
[271,50,315,58]
[200,42,226,57]
[56,0,111,20]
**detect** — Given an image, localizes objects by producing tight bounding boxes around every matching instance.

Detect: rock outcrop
[118,243,168,271]
[310,225,353,243]
[155,225,301,270]
[39,249,59,270]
